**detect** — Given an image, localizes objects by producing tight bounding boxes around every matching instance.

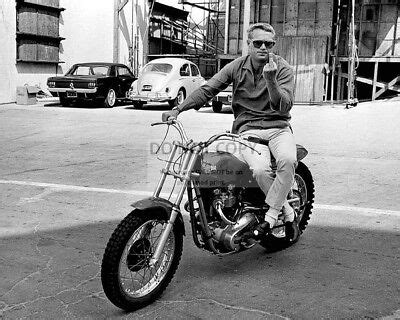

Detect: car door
[190,63,204,93]
[179,63,193,95]
[116,66,135,97]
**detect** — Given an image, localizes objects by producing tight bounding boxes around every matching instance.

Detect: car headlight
[48,81,55,88]
[88,82,96,89]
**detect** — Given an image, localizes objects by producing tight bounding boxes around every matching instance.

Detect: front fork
[149,141,200,266]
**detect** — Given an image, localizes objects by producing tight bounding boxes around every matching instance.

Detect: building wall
[0,0,18,103]
[116,0,149,75]
[337,0,400,57]
[0,0,207,104]
[60,0,114,73]
[220,0,333,103]
[0,0,118,104]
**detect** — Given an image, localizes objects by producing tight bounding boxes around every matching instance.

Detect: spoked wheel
[260,161,314,252]
[101,210,183,311]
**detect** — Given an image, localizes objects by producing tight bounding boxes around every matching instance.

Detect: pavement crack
[306,244,400,260]
[5,131,43,142]
[63,290,107,309]
[5,167,47,175]
[379,308,400,319]
[17,188,56,205]
[0,270,42,299]
[0,222,54,300]
[0,271,104,314]
[159,298,290,319]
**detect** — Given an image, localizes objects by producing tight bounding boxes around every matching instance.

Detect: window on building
[16,0,64,64]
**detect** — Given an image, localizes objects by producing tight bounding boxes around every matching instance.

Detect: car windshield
[142,63,172,74]
[69,65,109,76]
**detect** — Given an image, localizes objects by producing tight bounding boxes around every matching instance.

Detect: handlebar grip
[246,136,269,146]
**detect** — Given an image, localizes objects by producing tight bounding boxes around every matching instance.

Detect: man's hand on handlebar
[162,109,180,122]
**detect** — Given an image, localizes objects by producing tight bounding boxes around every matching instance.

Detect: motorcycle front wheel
[101,210,183,311]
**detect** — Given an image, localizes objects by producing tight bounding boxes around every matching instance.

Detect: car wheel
[59,95,71,108]
[104,88,117,108]
[212,101,223,113]
[168,88,185,109]
[132,101,144,109]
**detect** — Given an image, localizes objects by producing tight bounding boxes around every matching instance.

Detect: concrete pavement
[0,98,399,319]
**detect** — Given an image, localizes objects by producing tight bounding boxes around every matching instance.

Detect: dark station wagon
[47,62,136,108]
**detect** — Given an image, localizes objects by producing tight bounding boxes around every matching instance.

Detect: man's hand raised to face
[263,52,278,82]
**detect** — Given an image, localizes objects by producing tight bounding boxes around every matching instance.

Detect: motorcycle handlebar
[151,120,269,149]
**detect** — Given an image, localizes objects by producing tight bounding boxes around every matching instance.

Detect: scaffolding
[331,0,400,103]
[179,0,226,77]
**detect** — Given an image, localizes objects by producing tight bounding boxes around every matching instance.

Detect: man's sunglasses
[251,40,275,49]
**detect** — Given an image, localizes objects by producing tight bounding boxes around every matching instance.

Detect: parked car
[47,62,136,108]
[211,84,232,112]
[127,58,206,108]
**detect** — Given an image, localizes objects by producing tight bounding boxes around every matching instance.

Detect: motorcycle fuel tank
[193,151,258,189]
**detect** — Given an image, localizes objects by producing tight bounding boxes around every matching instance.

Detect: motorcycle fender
[130,197,185,235]
[296,144,308,161]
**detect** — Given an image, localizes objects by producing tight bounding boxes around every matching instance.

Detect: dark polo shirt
[179,54,294,133]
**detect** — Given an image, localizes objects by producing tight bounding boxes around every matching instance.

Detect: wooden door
[275,36,329,103]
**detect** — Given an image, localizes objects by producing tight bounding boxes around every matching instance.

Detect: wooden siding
[221,0,333,102]
[339,1,400,57]
[275,36,329,103]
[18,7,59,37]
[16,0,62,63]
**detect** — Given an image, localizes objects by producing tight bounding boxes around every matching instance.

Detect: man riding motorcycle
[162,22,299,242]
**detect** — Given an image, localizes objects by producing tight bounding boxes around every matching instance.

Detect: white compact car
[127,58,206,109]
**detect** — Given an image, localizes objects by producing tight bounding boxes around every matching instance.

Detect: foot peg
[253,221,271,239]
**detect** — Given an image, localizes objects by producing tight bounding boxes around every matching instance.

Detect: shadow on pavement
[1,218,399,319]
[43,100,134,109]
[123,103,232,114]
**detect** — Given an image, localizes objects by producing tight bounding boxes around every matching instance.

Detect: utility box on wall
[16,85,39,105]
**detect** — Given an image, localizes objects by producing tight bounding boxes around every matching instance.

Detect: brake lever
[151,120,175,126]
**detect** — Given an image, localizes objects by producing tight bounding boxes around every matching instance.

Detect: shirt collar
[242,55,253,72]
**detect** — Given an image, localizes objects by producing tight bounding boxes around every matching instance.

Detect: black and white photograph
[0,0,399,319]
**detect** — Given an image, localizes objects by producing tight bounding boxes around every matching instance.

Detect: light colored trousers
[230,127,297,219]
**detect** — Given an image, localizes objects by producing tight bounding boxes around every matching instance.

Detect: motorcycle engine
[207,185,258,252]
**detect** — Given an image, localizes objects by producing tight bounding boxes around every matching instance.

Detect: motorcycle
[101,119,315,311]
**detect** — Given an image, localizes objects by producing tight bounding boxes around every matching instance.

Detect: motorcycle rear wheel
[101,210,183,311]
[260,161,315,252]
